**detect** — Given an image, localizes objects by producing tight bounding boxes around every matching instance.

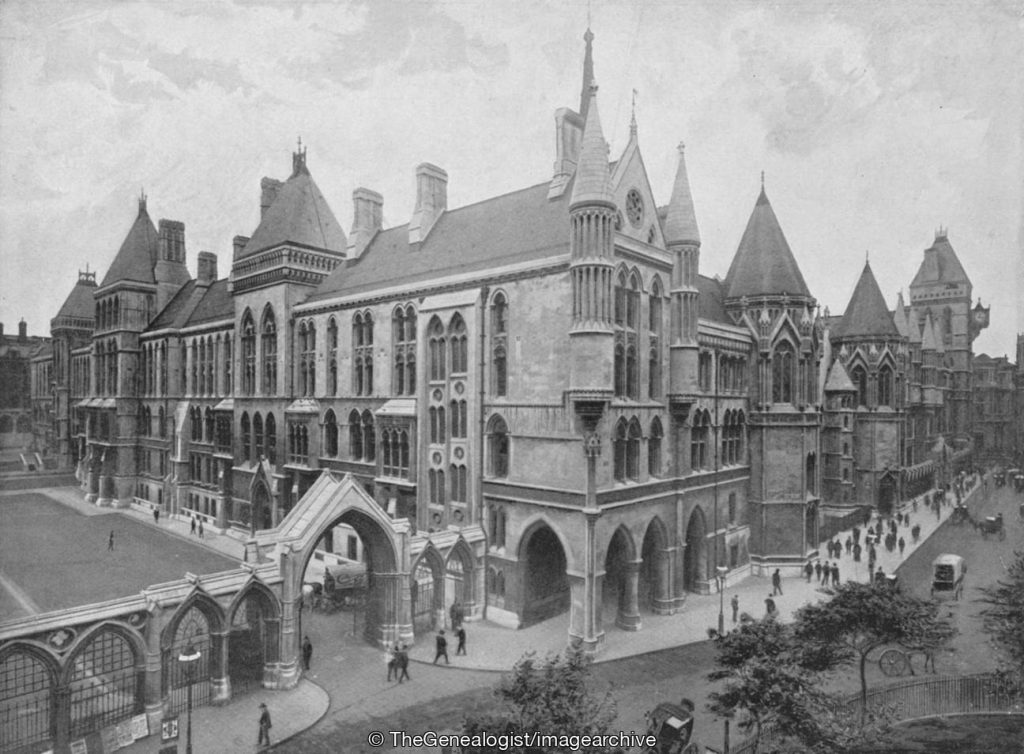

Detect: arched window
[614,271,641,399]
[626,418,642,480]
[159,406,166,438]
[362,410,375,462]
[299,320,316,396]
[353,312,373,395]
[204,407,214,442]
[851,365,868,407]
[261,307,277,395]
[877,365,893,407]
[253,412,264,460]
[349,409,363,461]
[450,400,467,439]
[393,304,417,396]
[327,317,338,395]
[324,410,338,457]
[450,464,467,502]
[690,409,709,471]
[613,418,628,481]
[241,412,251,462]
[491,292,508,397]
[772,342,795,403]
[449,314,468,374]
[266,413,277,464]
[488,415,509,478]
[428,317,446,382]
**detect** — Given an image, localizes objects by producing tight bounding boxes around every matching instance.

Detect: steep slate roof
[146,281,200,331]
[55,278,98,320]
[725,188,811,299]
[825,360,856,392]
[910,234,969,288]
[100,202,159,287]
[892,292,909,337]
[663,144,700,246]
[239,162,347,259]
[570,86,614,207]
[835,262,899,338]
[186,280,233,326]
[697,275,730,324]
[308,180,571,302]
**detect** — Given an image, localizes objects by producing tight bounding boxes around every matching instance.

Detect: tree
[461,648,617,754]
[978,549,1024,676]
[793,582,955,722]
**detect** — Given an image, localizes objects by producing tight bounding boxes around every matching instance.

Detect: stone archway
[445,540,475,620]
[160,592,226,712]
[684,507,708,593]
[520,522,570,627]
[0,643,59,753]
[640,517,672,614]
[226,580,280,697]
[603,526,639,630]
[410,547,444,635]
[878,473,898,516]
[252,480,273,531]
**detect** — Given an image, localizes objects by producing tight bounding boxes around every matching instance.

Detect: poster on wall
[116,722,134,748]
[69,740,88,754]
[100,726,120,752]
[161,715,180,742]
[131,713,150,740]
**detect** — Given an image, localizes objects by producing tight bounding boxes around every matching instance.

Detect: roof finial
[677,141,685,154]
[865,249,870,264]
[630,88,638,138]
[587,0,592,28]
[138,188,147,212]
[760,170,765,190]
[580,23,595,119]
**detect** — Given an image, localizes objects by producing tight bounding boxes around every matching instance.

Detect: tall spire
[664,142,700,246]
[570,82,613,208]
[579,27,595,120]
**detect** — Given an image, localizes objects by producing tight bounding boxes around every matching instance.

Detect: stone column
[210,629,230,704]
[262,617,281,687]
[142,622,164,730]
[86,466,99,503]
[97,473,113,506]
[276,548,302,689]
[615,560,642,630]
[376,572,414,648]
[653,546,676,615]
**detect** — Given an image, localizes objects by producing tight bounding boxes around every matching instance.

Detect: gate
[411,563,436,634]
[0,651,53,752]
[68,630,140,739]
[229,597,264,695]
[164,607,212,714]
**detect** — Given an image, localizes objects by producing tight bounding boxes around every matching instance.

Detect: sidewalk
[407,478,980,671]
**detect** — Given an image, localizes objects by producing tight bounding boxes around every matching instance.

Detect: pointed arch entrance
[410,547,444,634]
[878,472,898,516]
[684,507,708,593]
[445,540,474,618]
[603,526,640,630]
[226,581,280,695]
[520,522,570,626]
[640,517,672,613]
[161,593,225,713]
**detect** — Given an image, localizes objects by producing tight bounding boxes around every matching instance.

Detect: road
[281,481,1024,753]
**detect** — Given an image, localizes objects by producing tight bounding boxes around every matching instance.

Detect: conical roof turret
[664,142,700,246]
[836,261,899,338]
[724,184,811,299]
[570,83,614,209]
[921,311,938,350]
[892,291,909,337]
[100,195,159,287]
[825,359,856,392]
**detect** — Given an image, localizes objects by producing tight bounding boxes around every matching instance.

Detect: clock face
[626,189,644,228]
[974,310,987,323]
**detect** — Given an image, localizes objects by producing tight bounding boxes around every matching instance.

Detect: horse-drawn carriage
[303,562,367,612]
[978,513,1006,540]
[643,699,697,754]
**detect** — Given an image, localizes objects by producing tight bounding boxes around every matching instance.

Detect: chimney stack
[0,322,5,338]
[348,188,383,260]
[233,235,250,259]
[261,178,283,218]
[197,252,218,285]
[18,319,27,341]
[409,163,447,246]
[158,220,186,263]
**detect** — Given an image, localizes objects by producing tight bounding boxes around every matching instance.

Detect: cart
[951,504,970,525]
[979,514,1006,541]
[878,624,955,677]
[643,699,697,754]
[930,554,965,601]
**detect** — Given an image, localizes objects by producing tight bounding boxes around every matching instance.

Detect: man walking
[386,644,398,681]
[257,703,272,748]
[455,625,467,656]
[449,599,464,630]
[898,536,906,556]
[433,629,449,665]
[108,530,115,551]
[190,516,197,535]
[772,568,783,596]
[731,594,739,623]
[820,561,830,585]
[804,561,813,582]
[153,508,159,524]
[198,519,204,539]
[302,635,313,671]
[396,645,411,683]
[814,561,822,582]
[831,562,840,586]
[764,594,777,618]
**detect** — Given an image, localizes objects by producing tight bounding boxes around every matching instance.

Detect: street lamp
[178,643,201,754]
[716,565,729,635]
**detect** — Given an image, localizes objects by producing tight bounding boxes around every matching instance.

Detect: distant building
[1,319,49,450]
[972,353,1017,459]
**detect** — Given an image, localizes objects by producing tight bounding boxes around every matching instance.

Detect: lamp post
[178,643,201,754]
[716,565,728,635]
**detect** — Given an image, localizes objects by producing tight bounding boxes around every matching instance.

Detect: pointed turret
[570,83,614,209]
[921,311,938,351]
[579,27,595,120]
[724,184,811,299]
[664,143,700,247]
[825,360,856,393]
[100,195,159,287]
[836,261,899,338]
[892,291,909,337]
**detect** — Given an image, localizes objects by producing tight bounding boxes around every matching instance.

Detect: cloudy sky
[1,0,1021,357]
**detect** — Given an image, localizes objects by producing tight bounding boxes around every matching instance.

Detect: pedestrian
[845,536,853,555]
[875,567,885,585]
[302,635,313,670]
[853,542,862,562]
[912,524,921,543]
[772,568,783,595]
[764,594,777,618]
[804,561,813,582]
[814,561,822,582]
[820,561,830,585]
[386,643,398,681]
[853,526,861,545]
[396,644,411,683]
[731,594,739,623]
[153,507,159,524]
[107,530,114,551]
[449,599,464,629]
[456,625,467,655]
[830,563,840,586]
[198,520,204,539]
[190,515,197,535]
[433,629,449,665]
[257,702,272,748]
[913,498,919,512]
[898,536,906,556]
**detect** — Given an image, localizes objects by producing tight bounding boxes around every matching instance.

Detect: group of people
[386,600,469,682]
[804,559,841,586]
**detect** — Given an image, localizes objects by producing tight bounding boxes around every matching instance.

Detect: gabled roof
[825,360,856,392]
[307,180,571,303]
[663,144,700,246]
[835,262,900,338]
[910,233,969,288]
[146,280,200,332]
[186,280,233,326]
[697,275,730,324]
[100,201,158,287]
[724,188,811,299]
[238,161,347,259]
[55,277,98,321]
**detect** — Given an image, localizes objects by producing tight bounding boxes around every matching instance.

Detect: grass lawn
[0,493,239,614]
